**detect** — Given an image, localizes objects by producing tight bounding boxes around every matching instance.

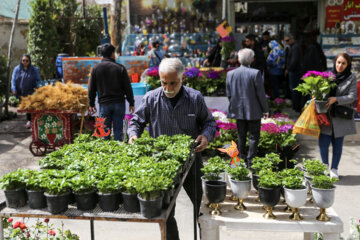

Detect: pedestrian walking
[226,48,269,167]
[88,43,135,141]
[11,54,41,128]
[244,34,267,74]
[148,40,164,67]
[266,40,285,98]
[318,53,358,179]
[128,58,216,240]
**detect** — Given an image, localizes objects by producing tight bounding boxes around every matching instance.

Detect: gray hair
[159,58,185,79]
[238,48,255,66]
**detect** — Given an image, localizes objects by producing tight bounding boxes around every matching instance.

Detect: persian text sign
[326,6,343,28]
[343,0,360,20]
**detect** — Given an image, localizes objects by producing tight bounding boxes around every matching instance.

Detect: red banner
[326,6,343,28]
[343,0,360,21]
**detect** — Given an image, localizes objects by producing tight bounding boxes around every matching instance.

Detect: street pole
[5,0,21,115]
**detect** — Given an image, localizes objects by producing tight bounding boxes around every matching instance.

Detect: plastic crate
[131,82,150,95]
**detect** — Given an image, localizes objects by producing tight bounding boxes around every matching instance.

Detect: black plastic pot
[258,186,281,207]
[205,180,227,203]
[67,192,76,204]
[252,174,260,191]
[138,194,163,218]
[4,188,27,208]
[98,192,121,212]
[122,192,140,213]
[26,189,46,209]
[44,192,70,214]
[74,190,97,211]
[162,189,172,209]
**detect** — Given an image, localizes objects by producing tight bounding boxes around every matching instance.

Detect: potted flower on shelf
[0,169,28,208]
[70,173,97,211]
[282,168,307,221]
[250,156,273,191]
[302,159,327,186]
[97,174,123,212]
[294,71,336,113]
[121,177,140,213]
[227,163,251,211]
[311,175,338,221]
[24,170,48,209]
[135,175,173,218]
[258,169,282,219]
[43,177,71,214]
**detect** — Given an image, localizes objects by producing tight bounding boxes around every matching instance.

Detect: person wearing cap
[88,43,135,141]
[148,40,164,67]
[132,40,146,56]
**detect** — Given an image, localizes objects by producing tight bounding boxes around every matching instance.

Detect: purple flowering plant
[295,70,336,100]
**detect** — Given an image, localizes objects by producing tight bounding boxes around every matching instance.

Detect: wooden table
[198,189,343,240]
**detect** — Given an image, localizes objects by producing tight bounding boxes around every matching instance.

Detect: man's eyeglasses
[284,39,290,42]
[22,59,29,63]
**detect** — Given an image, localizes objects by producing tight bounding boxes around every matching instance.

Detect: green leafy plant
[258,169,282,188]
[44,178,70,195]
[282,176,304,189]
[70,173,97,193]
[201,156,226,180]
[227,164,250,181]
[135,176,173,200]
[0,169,29,190]
[251,156,273,175]
[25,170,48,191]
[303,159,327,177]
[97,175,123,194]
[295,71,336,100]
[312,175,338,189]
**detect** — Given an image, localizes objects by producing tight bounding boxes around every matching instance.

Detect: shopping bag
[292,99,320,138]
[314,104,330,126]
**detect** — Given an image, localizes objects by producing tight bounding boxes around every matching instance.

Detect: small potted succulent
[295,71,336,113]
[311,175,338,221]
[282,168,307,221]
[227,163,251,211]
[258,169,282,219]
[0,169,28,208]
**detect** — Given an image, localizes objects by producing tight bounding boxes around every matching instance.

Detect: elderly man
[128,58,216,240]
[226,48,269,167]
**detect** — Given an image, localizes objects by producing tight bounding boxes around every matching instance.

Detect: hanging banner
[326,6,343,28]
[326,0,360,28]
[343,0,360,21]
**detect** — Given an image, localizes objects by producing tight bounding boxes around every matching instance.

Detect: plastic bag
[292,99,320,138]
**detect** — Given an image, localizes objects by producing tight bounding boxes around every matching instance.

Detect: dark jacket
[88,58,134,107]
[303,42,327,72]
[286,42,303,73]
[250,44,266,73]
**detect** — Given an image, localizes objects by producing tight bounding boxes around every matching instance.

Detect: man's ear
[251,57,255,64]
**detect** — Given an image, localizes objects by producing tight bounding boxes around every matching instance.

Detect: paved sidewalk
[0,114,359,239]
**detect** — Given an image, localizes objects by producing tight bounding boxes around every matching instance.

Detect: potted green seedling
[227,164,251,211]
[24,170,48,209]
[0,169,28,208]
[121,176,140,213]
[97,173,124,212]
[251,156,273,191]
[70,173,97,211]
[311,175,338,221]
[43,176,71,214]
[258,169,282,219]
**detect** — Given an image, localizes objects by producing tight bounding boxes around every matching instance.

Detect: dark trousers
[166,153,203,240]
[288,71,302,112]
[236,119,261,166]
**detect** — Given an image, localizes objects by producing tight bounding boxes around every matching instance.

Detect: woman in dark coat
[11,54,41,128]
[319,53,358,179]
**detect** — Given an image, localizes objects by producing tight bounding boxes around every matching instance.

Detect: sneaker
[323,164,329,175]
[25,121,31,129]
[330,168,339,179]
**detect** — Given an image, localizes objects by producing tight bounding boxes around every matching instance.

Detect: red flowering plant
[268,97,291,113]
[2,217,79,240]
[145,67,160,90]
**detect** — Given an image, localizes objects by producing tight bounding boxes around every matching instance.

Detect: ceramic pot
[284,186,308,220]
[229,177,251,211]
[252,174,260,190]
[205,180,227,216]
[315,100,328,114]
[311,186,335,209]
[258,186,281,219]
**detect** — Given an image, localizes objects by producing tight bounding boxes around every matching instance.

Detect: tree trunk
[110,0,123,54]
[5,0,21,115]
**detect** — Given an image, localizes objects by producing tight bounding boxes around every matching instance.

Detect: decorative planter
[138,194,164,218]
[284,186,307,220]
[26,189,47,209]
[311,186,335,221]
[205,180,227,216]
[44,192,70,214]
[4,188,27,208]
[201,176,221,207]
[252,174,260,191]
[258,186,281,219]
[315,100,328,114]
[122,192,140,213]
[229,177,251,211]
[74,190,98,211]
[97,192,121,212]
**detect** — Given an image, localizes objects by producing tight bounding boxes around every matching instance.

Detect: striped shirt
[128,86,216,142]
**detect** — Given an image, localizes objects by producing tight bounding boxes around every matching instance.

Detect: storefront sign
[326,6,343,27]
[343,0,360,20]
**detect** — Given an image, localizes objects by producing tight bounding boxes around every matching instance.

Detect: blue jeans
[318,133,344,170]
[99,103,125,141]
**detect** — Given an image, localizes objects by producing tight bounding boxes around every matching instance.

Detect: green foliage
[258,169,282,188]
[303,159,327,177]
[312,175,338,189]
[43,177,70,195]
[282,176,304,189]
[295,75,336,100]
[227,163,250,181]
[70,173,97,193]
[28,0,59,79]
[201,156,227,180]
[0,169,29,190]
[146,76,161,90]
[251,153,283,174]
[24,170,48,191]
[97,175,123,193]
[135,176,173,200]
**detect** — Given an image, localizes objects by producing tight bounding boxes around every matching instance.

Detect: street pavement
[0,112,359,240]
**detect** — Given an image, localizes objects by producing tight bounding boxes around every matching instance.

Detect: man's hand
[129,106,135,114]
[12,91,16,95]
[194,135,208,153]
[263,112,269,119]
[326,97,337,108]
[88,106,97,115]
[128,135,138,144]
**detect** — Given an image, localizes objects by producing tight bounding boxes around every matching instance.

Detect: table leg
[0,217,3,240]
[160,222,167,240]
[304,232,314,240]
[323,233,340,240]
[90,219,95,240]
[194,157,197,240]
